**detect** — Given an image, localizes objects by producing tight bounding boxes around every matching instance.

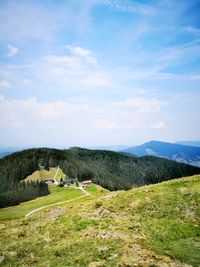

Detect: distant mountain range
[1,141,200,167]
[0,147,23,159]
[175,141,200,147]
[0,152,12,159]
[90,145,129,151]
[122,140,200,167]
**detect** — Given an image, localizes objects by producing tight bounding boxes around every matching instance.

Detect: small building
[63,178,73,186]
[82,180,93,187]
[65,181,71,186]
[44,178,54,185]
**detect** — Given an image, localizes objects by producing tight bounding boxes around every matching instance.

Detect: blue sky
[0,0,200,148]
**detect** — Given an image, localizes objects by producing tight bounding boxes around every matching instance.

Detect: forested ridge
[65,147,200,189]
[0,147,200,208]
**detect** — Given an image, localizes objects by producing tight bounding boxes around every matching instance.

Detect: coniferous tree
[0,147,199,208]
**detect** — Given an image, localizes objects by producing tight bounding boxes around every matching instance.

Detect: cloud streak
[0,80,10,88]
[0,0,199,146]
[98,0,156,15]
[7,44,19,57]
[0,95,167,145]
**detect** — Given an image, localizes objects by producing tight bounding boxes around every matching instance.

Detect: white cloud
[0,44,109,93]
[36,46,108,89]
[92,118,165,131]
[1,93,198,146]
[0,80,10,88]
[99,0,155,15]
[7,44,19,57]
[0,95,167,133]
[43,55,81,70]
[65,45,91,57]
[0,96,98,130]
[0,95,5,101]
[64,45,97,65]
[149,121,166,129]
[190,75,200,81]
[12,120,25,128]
[1,38,199,99]
[112,97,165,112]
[107,40,200,84]
[182,26,200,36]
[156,40,200,67]
[82,75,108,87]
[92,119,120,129]
[0,2,68,42]
[91,97,167,130]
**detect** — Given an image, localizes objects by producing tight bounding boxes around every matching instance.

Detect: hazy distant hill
[176,140,200,147]
[0,152,12,159]
[123,140,200,167]
[88,145,129,151]
[0,147,23,159]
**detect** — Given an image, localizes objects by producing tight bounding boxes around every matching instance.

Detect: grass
[104,175,200,266]
[84,184,109,196]
[0,175,199,266]
[0,184,108,220]
[25,167,66,182]
[0,186,83,220]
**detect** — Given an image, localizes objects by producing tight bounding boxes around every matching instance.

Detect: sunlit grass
[0,175,199,266]
[24,167,66,183]
[104,175,200,266]
[0,186,83,220]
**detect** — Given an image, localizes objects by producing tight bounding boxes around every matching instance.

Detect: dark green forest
[0,147,200,208]
[0,180,49,208]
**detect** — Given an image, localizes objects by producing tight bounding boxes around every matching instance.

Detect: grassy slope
[0,175,199,266]
[25,167,66,182]
[104,174,200,266]
[0,186,83,220]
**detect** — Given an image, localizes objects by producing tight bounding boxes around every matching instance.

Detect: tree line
[0,180,49,208]
[1,147,200,208]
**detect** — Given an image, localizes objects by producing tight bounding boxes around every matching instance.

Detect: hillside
[0,152,12,159]
[0,147,23,159]
[1,147,200,208]
[0,175,199,266]
[24,167,66,183]
[1,147,200,190]
[123,140,200,167]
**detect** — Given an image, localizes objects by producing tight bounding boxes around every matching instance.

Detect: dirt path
[25,186,90,217]
[53,166,59,184]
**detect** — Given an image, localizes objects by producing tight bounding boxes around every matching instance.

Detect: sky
[0,0,200,148]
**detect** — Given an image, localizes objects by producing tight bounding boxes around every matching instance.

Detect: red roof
[82,180,92,184]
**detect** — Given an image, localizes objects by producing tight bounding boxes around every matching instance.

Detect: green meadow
[0,175,199,266]
[25,167,66,183]
[0,186,83,220]
[0,184,108,220]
